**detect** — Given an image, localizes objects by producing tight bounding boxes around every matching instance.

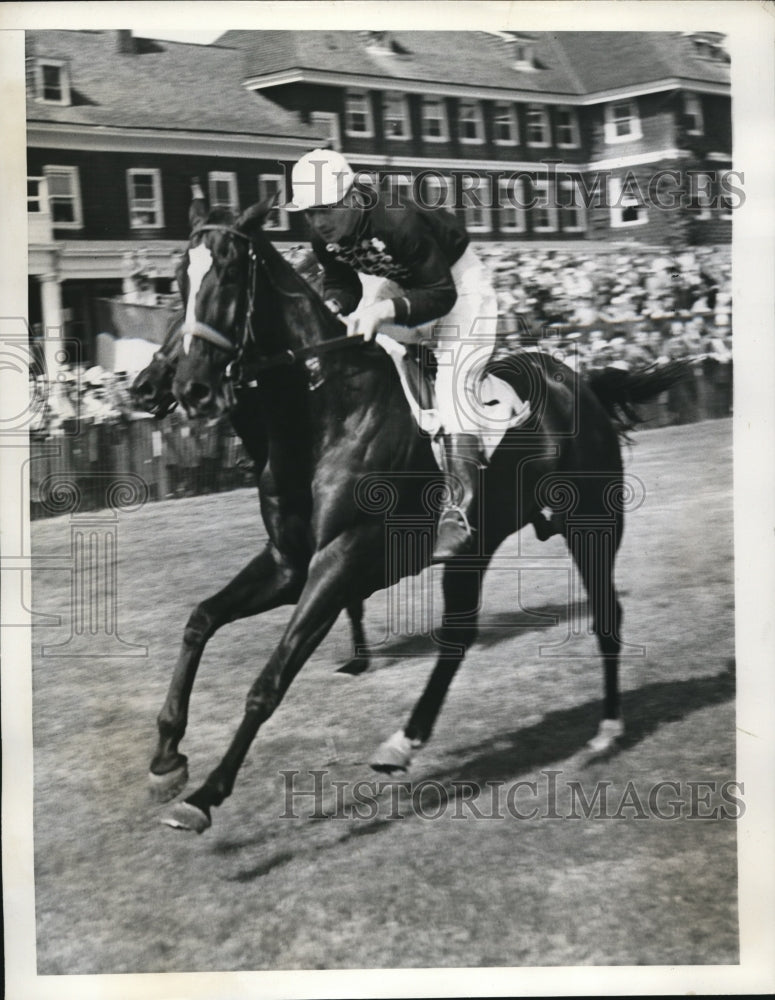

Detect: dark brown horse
[152,198,682,833]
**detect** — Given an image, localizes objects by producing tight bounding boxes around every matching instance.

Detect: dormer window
[362,31,410,57]
[685,31,729,62]
[36,60,70,105]
[513,43,536,71]
[484,31,538,70]
[382,93,411,140]
[458,100,484,144]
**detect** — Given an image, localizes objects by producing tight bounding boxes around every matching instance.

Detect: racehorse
[153,197,685,833]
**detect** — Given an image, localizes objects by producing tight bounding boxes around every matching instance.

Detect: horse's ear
[189,177,207,228]
[236,193,279,234]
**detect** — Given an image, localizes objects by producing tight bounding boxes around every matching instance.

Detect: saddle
[374,331,531,463]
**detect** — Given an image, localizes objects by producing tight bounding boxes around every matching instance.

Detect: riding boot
[431,434,483,563]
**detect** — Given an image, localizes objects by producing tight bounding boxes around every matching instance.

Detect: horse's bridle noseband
[187,224,259,381]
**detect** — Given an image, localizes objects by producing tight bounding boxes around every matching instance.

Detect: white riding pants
[358,246,499,435]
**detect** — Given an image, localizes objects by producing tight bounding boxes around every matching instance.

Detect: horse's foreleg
[149,544,303,801]
[372,557,490,772]
[162,533,366,832]
[568,519,625,755]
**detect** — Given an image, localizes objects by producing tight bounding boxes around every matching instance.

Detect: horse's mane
[249,224,350,343]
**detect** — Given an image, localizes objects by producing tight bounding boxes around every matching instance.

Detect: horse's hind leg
[337,600,370,675]
[567,516,625,755]
[149,545,303,801]
[372,557,490,772]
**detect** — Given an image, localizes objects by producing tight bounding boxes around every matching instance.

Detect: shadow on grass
[218,662,735,880]
[347,600,586,671]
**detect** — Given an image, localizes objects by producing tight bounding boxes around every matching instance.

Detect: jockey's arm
[386,215,458,328]
[311,235,363,317]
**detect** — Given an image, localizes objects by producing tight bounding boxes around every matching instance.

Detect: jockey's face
[305,189,363,244]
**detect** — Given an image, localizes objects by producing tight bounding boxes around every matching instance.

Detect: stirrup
[438,505,473,537]
[432,506,476,562]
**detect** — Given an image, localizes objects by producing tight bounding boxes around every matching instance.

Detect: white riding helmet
[285,148,356,212]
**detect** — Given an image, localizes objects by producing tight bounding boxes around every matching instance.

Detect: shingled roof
[26,30,323,138]
[215,29,730,97]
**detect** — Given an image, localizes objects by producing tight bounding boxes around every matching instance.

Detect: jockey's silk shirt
[310,195,469,327]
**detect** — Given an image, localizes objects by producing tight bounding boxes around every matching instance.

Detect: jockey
[286,148,499,562]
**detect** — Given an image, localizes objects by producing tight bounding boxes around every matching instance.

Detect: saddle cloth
[374,332,531,463]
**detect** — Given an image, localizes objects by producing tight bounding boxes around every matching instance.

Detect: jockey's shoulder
[365,193,469,261]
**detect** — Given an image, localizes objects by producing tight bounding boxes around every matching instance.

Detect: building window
[309,111,342,151]
[421,97,449,142]
[497,177,526,233]
[36,60,70,105]
[28,176,46,213]
[422,173,456,211]
[382,93,411,140]
[559,179,586,232]
[43,165,82,228]
[683,93,704,135]
[258,174,289,230]
[609,175,648,227]
[492,102,519,145]
[458,99,484,144]
[531,178,558,233]
[344,90,374,137]
[555,106,580,148]
[604,100,642,143]
[526,105,550,147]
[461,175,492,233]
[208,172,239,213]
[690,172,714,220]
[127,169,164,229]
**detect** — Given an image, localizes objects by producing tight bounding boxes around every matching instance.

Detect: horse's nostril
[187,382,211,404]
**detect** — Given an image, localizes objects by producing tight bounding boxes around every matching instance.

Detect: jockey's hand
[346,299,396,342]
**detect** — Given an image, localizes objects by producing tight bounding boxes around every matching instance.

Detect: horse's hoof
[160,800,211,834]
[584,717,624,757]
[371,730,420,773]
[336,656,370,676]
[148,761,189,803]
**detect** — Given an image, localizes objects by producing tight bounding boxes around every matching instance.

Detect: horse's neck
[256,238,342,354]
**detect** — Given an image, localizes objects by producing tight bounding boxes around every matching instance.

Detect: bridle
[181,223,364,393]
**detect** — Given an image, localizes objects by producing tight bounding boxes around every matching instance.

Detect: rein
[186,223,366,386]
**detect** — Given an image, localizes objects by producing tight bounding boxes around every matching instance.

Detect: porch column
[38,271,65,378]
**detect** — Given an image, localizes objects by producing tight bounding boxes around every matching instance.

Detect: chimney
[115,30,134,54]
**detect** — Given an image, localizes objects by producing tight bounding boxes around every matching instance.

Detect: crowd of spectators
[30,243,733,442]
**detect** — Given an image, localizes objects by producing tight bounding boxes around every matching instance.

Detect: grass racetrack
[31,418,737,972]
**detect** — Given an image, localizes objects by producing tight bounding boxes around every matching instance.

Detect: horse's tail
[586,359,695,437]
